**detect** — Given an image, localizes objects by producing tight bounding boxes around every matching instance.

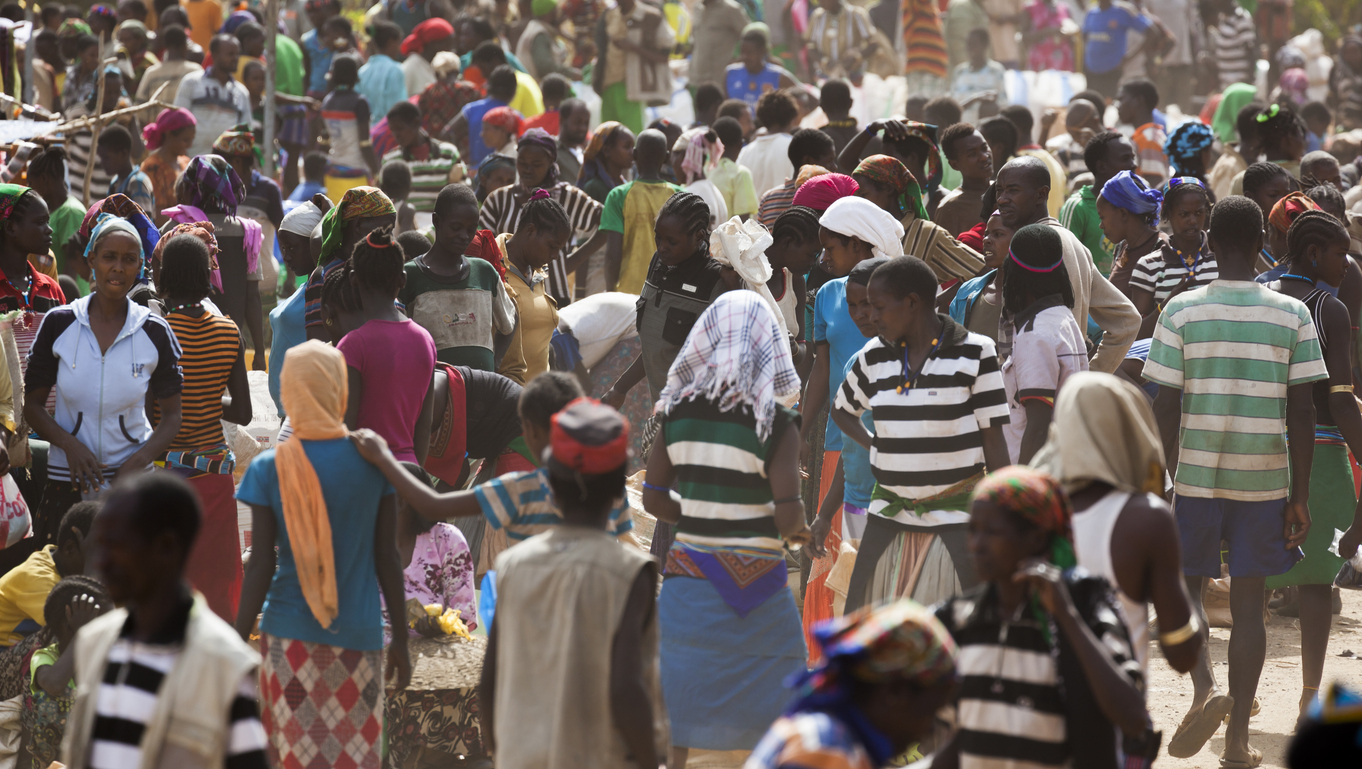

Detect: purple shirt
[338,318,437,463]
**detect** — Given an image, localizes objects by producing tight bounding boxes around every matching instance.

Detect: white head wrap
[281,201,325,238]
[820,197,905,259]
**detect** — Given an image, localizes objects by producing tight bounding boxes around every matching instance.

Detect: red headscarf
[401,18,455,57]
[792,173,859,212]
[1268,191,1320,234]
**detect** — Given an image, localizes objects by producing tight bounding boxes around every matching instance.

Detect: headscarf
[901,122,943,192]
[482,106,525,139]
[281,201,325,238]
[973,466,1075,569]
[1269,190,1321,234]
[88,5,117,23]
[401,18,455,57]
[793,173,858,211]
[152,221,221,292]
[655,291,800,442]
[220,10,256,35]
[1279,67,1311,107]
[579,121,628,188]
[317,186,396,263]
[1211,83,1260,145]
[276,340,349,629]
[820,197,906,259]
[1030,371,1165,496]
[420,80,479,137]
[672,127,723,185]
[1098,170,1162,221]
[517,128,560,185]
[182,155,246,215]
[0,184,33,222]
[853,154,929,222]
[432,51,462,79]
[709,217,790,344]
[143,108,196,152]
[795,164,830,187]
[1163,121,1215,179]
[58,19,91,39]
[786,600,958,767]
[476,154,517,202]
[79,194,160,280]
[212,124,256,159]
[531,0,558,16]
[83,214,145,279]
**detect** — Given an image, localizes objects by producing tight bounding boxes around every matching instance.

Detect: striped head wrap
[853,154,928,222]
[972,466,1075,569]
[318,186,396,263]
[1163,121,1215,179]
[1269,190,1321,234]
[901,122,942,191]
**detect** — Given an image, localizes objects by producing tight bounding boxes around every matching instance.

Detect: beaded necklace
[166,300,203,314]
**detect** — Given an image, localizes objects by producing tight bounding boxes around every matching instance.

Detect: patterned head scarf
[318,186,396,263]
[853,154,929,222]
[420,80,480,137]
[672,127,724,185]
[482,106,525,139]
[83,214,145,280]
[212,124,256,159]
[517,128,559,186]
[1163,121,1215,179]
[1098,170,1162,222]
[1031,371,1165,496]
[143,108,196,152]
[78,194,160,281]
[792,173,858,212]
[58,18,92,39]
[182,155,246,215]
[820,197,906,259]
[1279,68,1311,107]
[151,221,221,284]
[655,291,801,442]
[787,600,958,766]
[0,184,34,221]
[1269,191,1321,234]
[973,466,1075,569]
[579,120,628,187]
[899,122,942,192]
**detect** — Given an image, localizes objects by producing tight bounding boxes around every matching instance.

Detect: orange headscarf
[276,340,348,628]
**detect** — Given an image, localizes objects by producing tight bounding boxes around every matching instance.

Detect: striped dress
[382,137,467,213]
[479,181,603,306]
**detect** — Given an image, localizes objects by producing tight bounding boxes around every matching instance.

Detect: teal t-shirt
[50,195,87,277]
[1059,185,1116,277]
[237,438,395,650]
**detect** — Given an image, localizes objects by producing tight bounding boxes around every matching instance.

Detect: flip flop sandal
[1224,697,1262,723]
[1219,746,1263,769]
[1169,694,1235,758]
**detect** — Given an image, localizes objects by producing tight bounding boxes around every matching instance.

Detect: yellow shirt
[497,234,559,384]
[0,546,58,646]
[182,0,224,51]
[510,70,545,119]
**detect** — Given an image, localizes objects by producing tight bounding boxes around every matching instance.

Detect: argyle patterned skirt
[259,634,384,769]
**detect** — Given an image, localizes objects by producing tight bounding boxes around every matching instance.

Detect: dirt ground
[1146,588,1362,768]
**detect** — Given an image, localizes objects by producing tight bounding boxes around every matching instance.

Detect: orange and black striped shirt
[163,309,244,451]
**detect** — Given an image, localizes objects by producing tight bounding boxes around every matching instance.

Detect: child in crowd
[97,124,155,215]
[671,127,729,226]
[475,154,517,203]
[378,159,417,234]
[479,400,662,769]
[717,98,755,141]
[396,230,432,259]
[287,152,329,203]
[1128,176,1217,330]
[320,54,380,200]
[936,123,995,237]
[999,224,1089,463]
[1095,169,1167,311]
[765,206,824,351]
[480,106,524,160]
[951,29,1008,124]
[24,576,111,769]
[601,129,683,294]
[523,73,571,135]
[1301,101,1332,153]
[496,192,572,383]
[707,117,759,220]
[1118,79,1169,187]
[818,79,858,155]
[577,122,635,203]
[321,227,436,466]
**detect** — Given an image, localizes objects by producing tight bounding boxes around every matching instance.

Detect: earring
[325,318,334,326]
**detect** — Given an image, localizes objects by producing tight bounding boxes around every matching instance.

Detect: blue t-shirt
[462,96,509,167]
[287,180,326,203]
[237,439,395,650]
[725,63,782,111]
[267,289,307,417]
[302,29,332,94]
[839,357,876,508]
[813,278,875,452]
[1082,2,1151,74]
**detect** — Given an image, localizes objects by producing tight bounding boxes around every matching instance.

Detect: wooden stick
[82,36,109,207]
[53,98,178,135]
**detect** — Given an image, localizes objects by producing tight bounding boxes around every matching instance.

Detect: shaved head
[634,129,669,172]
[999,156,1050,188]
[995,156,1052,228]
[1066,99,1098,130]
[1302,150,1341,188]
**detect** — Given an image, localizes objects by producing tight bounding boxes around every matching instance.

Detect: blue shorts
[1175,496,1303,578]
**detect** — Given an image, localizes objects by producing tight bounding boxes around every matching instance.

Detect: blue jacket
[949,268,1104,343]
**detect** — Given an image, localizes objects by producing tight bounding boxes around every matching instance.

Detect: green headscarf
[318,186,396,264]
[1211,83,1260,145]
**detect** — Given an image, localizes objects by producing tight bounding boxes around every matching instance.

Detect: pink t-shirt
[338,318,437,463]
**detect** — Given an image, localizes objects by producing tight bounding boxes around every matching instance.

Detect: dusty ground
[1146,589,1362,768]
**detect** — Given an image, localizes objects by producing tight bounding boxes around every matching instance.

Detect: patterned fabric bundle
[901,0,947,78]
[655,291,800,442]
[672,127,723,185]
[517,128,559,185]
[792,173,858,212]
[1099,169,1162,220]
[1163,121,1215,179]
[212,124,257,159]
[482,106,525,138]
[853,154,928,222]
[182,155,246,215]
[1269,190,1321,234]
[972,466,1075,569]
[317,186,396,262]
[79,195,160,280]
[142,108,196,151]
[152,221,221,281]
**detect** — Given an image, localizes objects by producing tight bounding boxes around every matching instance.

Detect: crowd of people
[0,0,1359,766]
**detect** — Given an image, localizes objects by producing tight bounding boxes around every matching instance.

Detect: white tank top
[1072,489,1150,673]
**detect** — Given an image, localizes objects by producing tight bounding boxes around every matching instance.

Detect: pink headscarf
[792,173,859,212]
[142,108,196,151]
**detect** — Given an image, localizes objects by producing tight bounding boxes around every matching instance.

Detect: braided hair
[655,192,712,257]
[1161,179,1211,222]
[157,233,213,302]
[349,224,406,299]
[1001,223,1074,316]
[1286,209,1349,268]
[772,205,821,246]
[321,258,361,314]
[1255,103,1307,158]
[1305,184,1347,221]
[519,190,571,239]
[25,146,66,203]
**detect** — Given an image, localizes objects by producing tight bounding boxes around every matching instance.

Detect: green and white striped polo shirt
[1143,280,1328,501]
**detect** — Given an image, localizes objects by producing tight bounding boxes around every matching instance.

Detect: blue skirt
[659,576,808,750]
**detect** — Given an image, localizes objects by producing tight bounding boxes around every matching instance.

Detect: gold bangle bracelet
[1159,615,1200,646]
[1332,385,1355,394]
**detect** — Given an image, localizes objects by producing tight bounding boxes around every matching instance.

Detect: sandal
[1169,694,1234,758]
[1220,746,1263,769]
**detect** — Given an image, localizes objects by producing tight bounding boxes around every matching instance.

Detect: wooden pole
[263,0,278,179]
[82,41,110,207]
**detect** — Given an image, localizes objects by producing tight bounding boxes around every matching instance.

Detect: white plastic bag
[0,474,30,550]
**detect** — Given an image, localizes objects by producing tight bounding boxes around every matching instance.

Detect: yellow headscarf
[1030,371,1165,495]
[277,340,349,628]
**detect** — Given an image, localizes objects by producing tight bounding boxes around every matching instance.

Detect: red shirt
[523,109,560,136]
[0,264,65,314]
